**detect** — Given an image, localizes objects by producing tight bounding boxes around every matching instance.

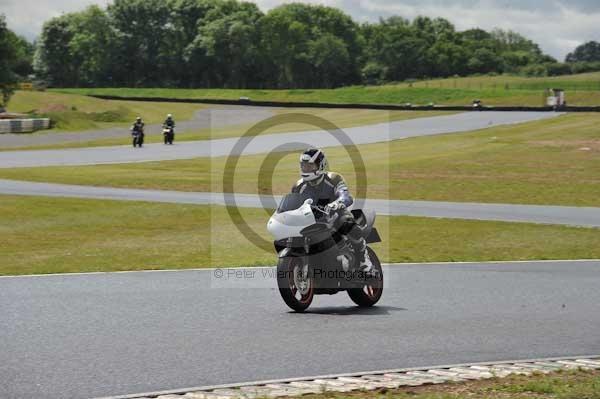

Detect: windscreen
[276,193,312,213]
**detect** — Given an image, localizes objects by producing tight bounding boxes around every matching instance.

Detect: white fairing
[267,202,316,241]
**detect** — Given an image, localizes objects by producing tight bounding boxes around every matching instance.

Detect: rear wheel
[347,247,383,307]
[277,257,314,312]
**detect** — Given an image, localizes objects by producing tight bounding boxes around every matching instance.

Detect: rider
[132,116,145,136]
[163,113,175,130]
[291,148,373,273]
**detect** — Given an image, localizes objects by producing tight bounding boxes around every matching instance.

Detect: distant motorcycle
[163,126,174,145]
[131,126,144,148]
[267,193,384,312]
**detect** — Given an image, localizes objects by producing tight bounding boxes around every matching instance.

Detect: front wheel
[277,257,314,312]
[347,247,383,307]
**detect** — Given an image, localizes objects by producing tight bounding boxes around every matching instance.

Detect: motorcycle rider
[131,116,145,136]
[163,113,175,130]
[291,148,373,273]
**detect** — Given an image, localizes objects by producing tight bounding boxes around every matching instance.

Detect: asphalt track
[1,261,600,399]
[0,111,561,168]
[2,179,600,228]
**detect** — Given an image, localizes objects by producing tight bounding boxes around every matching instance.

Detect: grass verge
[293,369,600,399]
[5,91,204,131]
[54,78,600,107]
[2,195,600,275]
[2,113,599,206]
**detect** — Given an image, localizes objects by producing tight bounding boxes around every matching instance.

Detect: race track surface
[1,179,599,228]
[1,261,599,399]
[0,111,561,168]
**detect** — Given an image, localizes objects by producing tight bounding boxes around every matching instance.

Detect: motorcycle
[131,127,144,148]
[163,126,175,145]
[267,193,384,312]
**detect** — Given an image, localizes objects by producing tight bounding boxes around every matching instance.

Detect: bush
[361,62,386,85]
[90,107,130,122]
[520,64,548,77]
[570,61,600,74]
[546,62,573,76]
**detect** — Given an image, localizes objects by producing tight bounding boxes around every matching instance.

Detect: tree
[0,15,17,106]
[467,48,503,74]
[68,6,115,86]
[194,1,264,88]
[427,41,467,77]
[108,0,170,86]
[35,14,78,86]
[363,17,429,81]
[260,3,361,88]
[308,34,350,88]
[6,32,34,78]
[361,61,386,85]
[169,0,221,87]
[566,41,600,63]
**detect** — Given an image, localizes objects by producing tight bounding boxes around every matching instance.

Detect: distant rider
[291,148,373,274]
[131,116,145,137]
[163,114,175,130]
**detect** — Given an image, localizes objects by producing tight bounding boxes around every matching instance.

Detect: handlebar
[311,204,329,215]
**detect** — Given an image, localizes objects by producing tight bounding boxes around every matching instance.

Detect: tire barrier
[88,94,600,112]
[0,118,51,134]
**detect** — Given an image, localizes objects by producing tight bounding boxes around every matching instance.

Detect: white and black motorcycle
[267,193,383,312]
[131,127,144,147]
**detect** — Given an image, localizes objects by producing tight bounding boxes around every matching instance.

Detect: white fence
[0,118,51,134]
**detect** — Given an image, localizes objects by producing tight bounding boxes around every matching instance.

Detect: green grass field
[3,113,598,206]
[55,72,600,107]
[2,195,600,275]
[393,71,600,91]
[298,370,600,399]
[6,91,204,131]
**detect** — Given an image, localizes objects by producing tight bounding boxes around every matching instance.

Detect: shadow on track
[289,305,406,316]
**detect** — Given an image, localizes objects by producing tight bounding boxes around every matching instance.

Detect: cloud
[252,0,600,60]
[2,0,599,60]
[334,0,600,60]
[1,0,111,40]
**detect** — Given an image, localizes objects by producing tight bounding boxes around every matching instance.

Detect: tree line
[3,0,600,94]
[32,0,558,88]
[0,15,34,106]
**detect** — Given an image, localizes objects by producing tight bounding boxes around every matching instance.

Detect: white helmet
[300,148,328,182]
[167,114,172,118]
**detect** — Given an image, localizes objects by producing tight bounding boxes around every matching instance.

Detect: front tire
[347,247,383,307]
[277,257,314,312]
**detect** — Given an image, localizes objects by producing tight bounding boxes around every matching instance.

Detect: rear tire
[347,247,383,307]
[277,257,314,312]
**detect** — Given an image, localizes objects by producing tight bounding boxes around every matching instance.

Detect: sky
[2,0,599,61]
